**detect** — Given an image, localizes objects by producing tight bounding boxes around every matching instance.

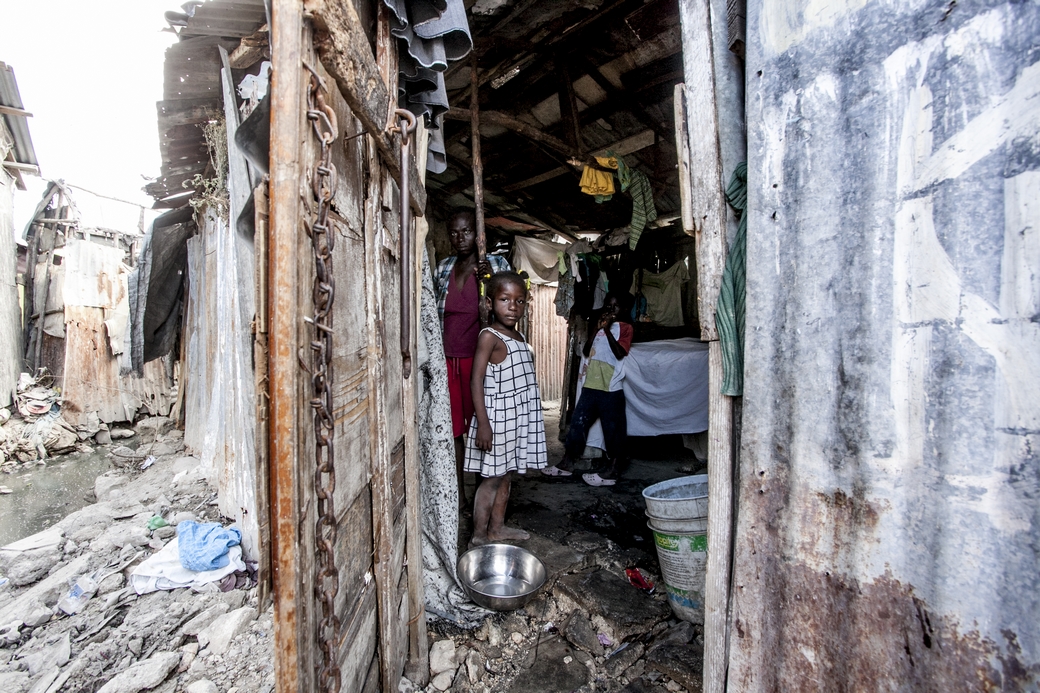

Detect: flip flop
[582,473,616,487]
[541,466,572,477]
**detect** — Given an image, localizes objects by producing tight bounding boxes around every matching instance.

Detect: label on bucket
[652,530,707,592]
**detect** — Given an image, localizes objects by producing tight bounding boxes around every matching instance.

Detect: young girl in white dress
[465,271,547,546]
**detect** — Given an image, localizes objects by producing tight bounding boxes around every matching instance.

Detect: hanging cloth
[579,157,618,198]
[716,162,747,396]
[615,157,658,250]
[382,0,472,173]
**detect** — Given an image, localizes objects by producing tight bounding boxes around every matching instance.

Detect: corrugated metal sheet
[729,1,1040,689]
[527,283,568,402]
[183,207,259,561]
[0,165,22,407]
[148,0,266,205]
[0,62,38,168]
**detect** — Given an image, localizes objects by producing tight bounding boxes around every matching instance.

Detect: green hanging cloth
[716,162,747,396]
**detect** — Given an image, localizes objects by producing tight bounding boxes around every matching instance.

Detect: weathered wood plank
[303,0,427,217]
[268,1,311,689]
[678,0,727,341]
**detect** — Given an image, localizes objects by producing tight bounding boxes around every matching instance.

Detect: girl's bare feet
[488,525,529,541]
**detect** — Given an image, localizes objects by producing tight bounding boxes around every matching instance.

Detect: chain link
[306,72,341,693]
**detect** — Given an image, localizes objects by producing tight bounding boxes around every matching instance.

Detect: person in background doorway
[435,209,511,506]
[542,293,632,486]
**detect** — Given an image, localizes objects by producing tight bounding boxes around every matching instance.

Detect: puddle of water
[0,448,115,547]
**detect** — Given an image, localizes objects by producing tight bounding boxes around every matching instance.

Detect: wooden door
[267,1,428,690]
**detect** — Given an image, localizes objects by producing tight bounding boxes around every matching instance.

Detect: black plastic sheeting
[126,206,195,375]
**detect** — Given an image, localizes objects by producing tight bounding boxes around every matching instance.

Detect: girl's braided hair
[484,270,531,297]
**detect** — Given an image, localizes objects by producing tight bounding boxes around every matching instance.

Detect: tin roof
[0,61,39,187]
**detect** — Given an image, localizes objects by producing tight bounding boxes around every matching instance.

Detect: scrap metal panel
[731,1,1040,690]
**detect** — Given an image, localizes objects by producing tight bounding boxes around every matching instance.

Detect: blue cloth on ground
[177,521,242,572]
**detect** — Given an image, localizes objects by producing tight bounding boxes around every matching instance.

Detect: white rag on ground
[586,338,709,449]
[129,536,245,594]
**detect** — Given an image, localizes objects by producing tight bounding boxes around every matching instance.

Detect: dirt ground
[0,403,706,693]
[430,402,708,693]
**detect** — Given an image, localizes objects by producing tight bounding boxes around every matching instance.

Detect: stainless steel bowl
[456,544,547,611]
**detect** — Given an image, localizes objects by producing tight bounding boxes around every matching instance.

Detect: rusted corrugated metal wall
[730,1,1040,690]
[527,283,567,402]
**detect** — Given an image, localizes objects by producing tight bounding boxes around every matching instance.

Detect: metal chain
[306,71,341,693]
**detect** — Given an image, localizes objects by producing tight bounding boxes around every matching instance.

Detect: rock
[0,620,22,645]
[557,569,671,641]
[127,637,143,657]
[0,672,29,693]
[171,511,196,525]
[94,429,112,446]
[5,549,62,587]
[563,611,604,657]
[398,676,418,693]
[509,638,589,693]
[97,572,126,596]
[94,524,149,550]
[431,671,454,691]
[197,606,257,655]
[95,472,128,502]
[465,650,482,683]
[665,680,682,691]
[511,631,524,645]
[22,602,53,627]
[486,622,502,647]
[605,642,645,677]
[181,602,231,636]
[135,416,173,439]
[646,644,703,693]
[21,632,70,675]
[147,442,178,458]
[95,651,180,693]
[652,621,695,650]
[186,680,219,693]
[429,638,457,675]
[154,526,176,540]
[110,428,135,440]
[178,642,199,673]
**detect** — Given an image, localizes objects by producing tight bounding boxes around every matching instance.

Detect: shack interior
[426,0,712,442]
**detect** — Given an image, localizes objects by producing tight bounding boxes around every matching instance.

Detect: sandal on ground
[541,465,572,477]
[582,472,616,487]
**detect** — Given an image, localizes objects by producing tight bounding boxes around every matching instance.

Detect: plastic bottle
[57,575,98,615]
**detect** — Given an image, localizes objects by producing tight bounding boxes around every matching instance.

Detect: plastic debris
[147,515,169,530]
[625,567,655,594]
[598,633,612,646]
[58,575,99,614]
[141,455,157,470]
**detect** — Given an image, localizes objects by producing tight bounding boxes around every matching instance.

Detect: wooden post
[33,191,64,374]
[268,0,309,688]
[470,53,489,325]
[676,0,735,689]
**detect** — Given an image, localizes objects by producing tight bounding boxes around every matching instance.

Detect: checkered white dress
[464,328,548,477]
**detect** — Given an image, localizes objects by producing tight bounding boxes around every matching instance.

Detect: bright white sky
[1,0,178,235]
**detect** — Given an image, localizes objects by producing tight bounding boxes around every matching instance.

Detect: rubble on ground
[412,536,704,693]
[0,421,272,693]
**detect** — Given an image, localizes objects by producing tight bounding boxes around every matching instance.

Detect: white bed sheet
[584,337,709,450]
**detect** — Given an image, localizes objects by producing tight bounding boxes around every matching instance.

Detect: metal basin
[456,544,546,611]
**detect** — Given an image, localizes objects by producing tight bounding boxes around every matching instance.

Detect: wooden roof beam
[574,55,674,145]
[445,107,579,160]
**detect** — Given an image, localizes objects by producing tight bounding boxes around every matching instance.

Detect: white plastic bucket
[645,510,708,534]
[642,475,708,520]
[648,524,707,624]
